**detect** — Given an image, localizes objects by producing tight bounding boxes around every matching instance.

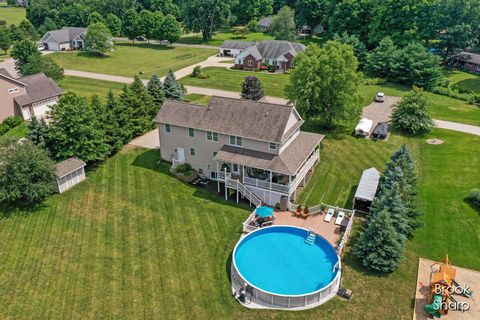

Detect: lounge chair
[335,211,345,225]
[301,207,309,219]
[293,205,303,218]
[324,208,334,222]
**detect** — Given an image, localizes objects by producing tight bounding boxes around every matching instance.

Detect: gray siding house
[40,27,86,51]
[155,96,324,206]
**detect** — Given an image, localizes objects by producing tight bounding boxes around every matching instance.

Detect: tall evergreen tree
[25,117,50,148]
[163,69,185,101]
[241,76,265,101]
[103,91,125,154]
[147,73,165,109]
[354,210,404,273]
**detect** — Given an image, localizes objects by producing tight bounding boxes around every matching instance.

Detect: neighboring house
[447,51,480,74]
[156,96,324,206]
[219,40,257,57]
[40,27,86,51]
[55,157,86,193]
[0,68,63,122]
[258,17,272,32]
[221,40,306,71]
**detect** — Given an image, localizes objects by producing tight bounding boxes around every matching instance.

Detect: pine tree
[25,117,49,148]
[241,76,265,101]
[147,73,165,111]
[163,69,185,101]
[118,85,135,143]
[102,91,124,154]
[354,210,404,273]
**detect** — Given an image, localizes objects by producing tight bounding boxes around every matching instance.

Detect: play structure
[424,256,473,318]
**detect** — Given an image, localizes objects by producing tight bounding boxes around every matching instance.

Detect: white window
[206,131,218,142]
[229,135,242,146]
[188,128,195,137]
[247,60,253,67]
[190,147,195,156]
[14,87,19,93]
[165,123,171,133]
[8,88,14,94]
[269,142,277,150]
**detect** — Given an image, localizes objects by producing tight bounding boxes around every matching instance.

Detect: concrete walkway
[434,119,480,136]
[129,129,159,149]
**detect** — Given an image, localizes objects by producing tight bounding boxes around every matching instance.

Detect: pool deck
[272,211,341,246]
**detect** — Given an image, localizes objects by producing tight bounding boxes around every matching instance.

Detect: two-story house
[155,96,324,206]
[0,69,63,122]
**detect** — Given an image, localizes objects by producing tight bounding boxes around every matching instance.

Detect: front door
[177,147,185,163]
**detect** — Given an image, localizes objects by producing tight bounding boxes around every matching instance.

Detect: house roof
[41,27,86,44]
[450,51,480,65]
[256,40,306,59]
[243,45,262,60]
[258,17,273,27]
[0,68,26,85]
[55,157,86,178]
[214,132,324,175]
[155,96,303,143]
[14,73,63,106]
[354,167,380,202]
[220,40,257,50]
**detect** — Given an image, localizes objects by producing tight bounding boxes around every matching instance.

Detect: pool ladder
[305,231,316,245]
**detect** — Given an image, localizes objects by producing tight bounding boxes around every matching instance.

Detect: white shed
[353,167,381,212]
[55,157,87,193]
[355,118,373,136]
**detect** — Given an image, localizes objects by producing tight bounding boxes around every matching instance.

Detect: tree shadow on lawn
[76,51,111,60]
[115,42,175,52]
[0,200,49,218]
[463,198,480,214]
[301,119,350,140]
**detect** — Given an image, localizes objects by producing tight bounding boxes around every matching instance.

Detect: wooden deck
[273,211,341,246]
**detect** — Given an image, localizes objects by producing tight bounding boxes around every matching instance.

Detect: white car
[375,92,385,102]
[37,45,46,51]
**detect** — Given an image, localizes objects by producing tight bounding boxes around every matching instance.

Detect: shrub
[431,86,478,104]
[3,116,23,128]
[363,77,387,85]
[247,20,259,33]
[191,66,201,77]
[392,87,434,135]
[175,163,193,175]
[0,124,9,135]
[468,188,480,207]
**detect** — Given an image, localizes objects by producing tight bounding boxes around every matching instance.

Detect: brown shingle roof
[55,157,86,178]
[14,73,63,106]
[214,132,324,175]
[155,96,302,143]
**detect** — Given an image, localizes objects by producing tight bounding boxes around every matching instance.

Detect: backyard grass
[58,76,125,98]
[0,6,26,26]
[50,41,217,79]
[0,122,28,141]
[0,128,477,319]
[177,28,274,46]
[181,67,480,126]
[185,93,211,106]
[446,70,480,93]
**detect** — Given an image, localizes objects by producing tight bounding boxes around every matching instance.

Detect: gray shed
[55,157,86,193]
[354,167,380,212]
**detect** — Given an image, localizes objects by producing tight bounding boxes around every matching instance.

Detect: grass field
[0,6,26,26]
[447,70,480,93]
[50,42,217,79]
[0,127,477,319]
[58,76,126,98]
[0,122,28,141]
[178,28,274,46]
[181,67,480,126]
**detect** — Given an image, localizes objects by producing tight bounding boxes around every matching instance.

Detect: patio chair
[301,207,309,219]
[324,208,335,222]
[335,211,345,225]
[293,205,303,218]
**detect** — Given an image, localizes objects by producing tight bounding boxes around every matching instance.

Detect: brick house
[447,52,480,74]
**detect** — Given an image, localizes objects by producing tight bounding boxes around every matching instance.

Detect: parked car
[374,92,385,102]
[135,36,147,41]
[37,45,45,51]
[354,118,373,137]
[371,122,388,139]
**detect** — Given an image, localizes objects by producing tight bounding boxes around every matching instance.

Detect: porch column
[224,168,228,201]
[288,175,292,193]
[269,171,272,190]
[216,161,220,193]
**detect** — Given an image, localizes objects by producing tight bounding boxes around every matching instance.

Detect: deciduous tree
[106,13,122,37]
[269,5,296,40]
[0,28,12,55]
[392,87,434,135]
[85,22,114,56]
[181,0,231,41]
[10,39,40,76]
[159,14,182,44]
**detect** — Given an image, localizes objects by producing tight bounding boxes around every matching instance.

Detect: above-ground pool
[232,226,341,309]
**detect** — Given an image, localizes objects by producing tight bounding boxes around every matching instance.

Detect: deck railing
[336,210,355,254]
[289,149,319,192]
[243,177,290,194]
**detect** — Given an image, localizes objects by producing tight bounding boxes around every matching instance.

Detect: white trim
[206,131,219,142]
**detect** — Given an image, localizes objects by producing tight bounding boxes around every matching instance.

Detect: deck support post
[224,168,228,201]
[216,161,220,193]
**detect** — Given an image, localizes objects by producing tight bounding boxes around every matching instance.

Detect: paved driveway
[362,96,401,129]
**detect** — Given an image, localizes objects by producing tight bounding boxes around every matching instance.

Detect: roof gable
[14,73,63,106]
[155,96,302,143]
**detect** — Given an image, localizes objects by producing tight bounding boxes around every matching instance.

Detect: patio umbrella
[256,206,274,218]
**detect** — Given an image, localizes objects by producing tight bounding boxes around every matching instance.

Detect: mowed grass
[50,41,217,79]
[447,70,480,93]
[178,28,274,46]
[0,129,478,319]
[58,76,125,98]
[180,66,290,98]
[0,6,26,25]
[0,122,28,141]
[181,67,480,126]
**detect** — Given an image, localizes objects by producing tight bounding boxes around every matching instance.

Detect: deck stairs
[225,177,263,207]
[305,231,316,245]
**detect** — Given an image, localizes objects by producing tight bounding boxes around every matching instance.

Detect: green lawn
[0,6,26,26]
[50,41,217,79]
[447,70,480,93]
[0,129,477,319]
[185,93,211,106]
[0,122,28,141]
[58,76,125,98]
[177,27,274,46]
[181,67,480,126]
[180,67,290,98]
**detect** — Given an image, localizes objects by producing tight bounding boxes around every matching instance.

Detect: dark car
[135,36,147,41]
[371,122,388,139]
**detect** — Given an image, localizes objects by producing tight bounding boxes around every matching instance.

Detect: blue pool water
[234,226,339,295]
